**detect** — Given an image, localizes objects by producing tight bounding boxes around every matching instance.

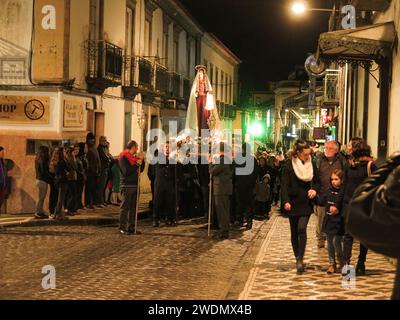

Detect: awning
[317,22,396,62]
[350,0,390,12]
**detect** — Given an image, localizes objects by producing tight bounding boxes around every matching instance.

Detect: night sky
[179,0,330,94]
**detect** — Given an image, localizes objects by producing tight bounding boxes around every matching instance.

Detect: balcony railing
[86,40,123,93]
[170,72,182,99]
[122,56,190,103]
[155,64,169,95]
[183,78,191,103]
[138,57,153,90]
[217,101,237,120]
[123,55,135,87]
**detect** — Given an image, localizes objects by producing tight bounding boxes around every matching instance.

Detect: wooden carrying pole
[207,173,213,237]
[134,166,141,235]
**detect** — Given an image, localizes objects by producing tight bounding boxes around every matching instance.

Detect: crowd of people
[1,132,400,299]
[27,134,395,276]
[34,133,118,220]
[145,141,283,234]
[280,137,376,276]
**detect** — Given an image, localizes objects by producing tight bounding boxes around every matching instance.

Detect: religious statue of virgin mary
[185,65,220,136]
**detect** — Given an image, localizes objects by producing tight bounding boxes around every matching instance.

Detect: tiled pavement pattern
[0,217,267,300]
[239,214,396,300]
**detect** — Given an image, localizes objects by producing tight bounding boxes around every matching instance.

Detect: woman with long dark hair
[281,139,320,274]
[34,146,52,219]
[49,147,70,220]
[343,140,376,276]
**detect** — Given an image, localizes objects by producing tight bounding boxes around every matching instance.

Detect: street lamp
[134,111,146,235]
[291,1,334,14]
[138,112,146,133]
[207,112,216,238]
[292,2,306,14]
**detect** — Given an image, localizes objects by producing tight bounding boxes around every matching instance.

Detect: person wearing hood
[118,140,145,235]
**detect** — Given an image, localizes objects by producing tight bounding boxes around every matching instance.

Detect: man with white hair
[314,140,347,248]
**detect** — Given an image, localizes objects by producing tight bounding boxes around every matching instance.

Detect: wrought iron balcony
[138,57,153,90]
[183,78,191,103]
[123,55,136,88]
[170,72,182,99]
[85,40,123,94]
[218,102,236,119]
[155,63,169,95]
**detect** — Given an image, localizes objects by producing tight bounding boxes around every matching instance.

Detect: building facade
[0,0,241,214]
[201,32,241,134]
[316,0,397,161]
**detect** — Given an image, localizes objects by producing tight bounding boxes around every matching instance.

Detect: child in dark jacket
[320,169,345,274]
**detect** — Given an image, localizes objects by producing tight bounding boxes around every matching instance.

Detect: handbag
[348,156,400,259]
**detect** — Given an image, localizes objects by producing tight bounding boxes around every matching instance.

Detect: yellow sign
[32,0,70,82]
[0,96,50,124]
[63,100,85,128]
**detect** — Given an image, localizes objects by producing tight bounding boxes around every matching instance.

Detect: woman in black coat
[348,152,400,300]
[281,139,320,274]
[343,140,377,275]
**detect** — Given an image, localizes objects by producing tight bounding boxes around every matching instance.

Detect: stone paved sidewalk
[239,213,396,300]
[0,192,152,228]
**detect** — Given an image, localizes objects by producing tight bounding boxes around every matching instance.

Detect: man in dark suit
[210,143,233,240]
[234,143,259,229]
[153,142,177,227]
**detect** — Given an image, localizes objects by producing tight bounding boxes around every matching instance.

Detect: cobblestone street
[0,214,268,300]
[0,209,396,300]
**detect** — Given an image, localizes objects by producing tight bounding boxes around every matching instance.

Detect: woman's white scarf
[292,157,313,182]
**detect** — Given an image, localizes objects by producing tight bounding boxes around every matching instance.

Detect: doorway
[95,112,105,146]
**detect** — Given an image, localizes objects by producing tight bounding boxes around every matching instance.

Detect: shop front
[0,91,93,214]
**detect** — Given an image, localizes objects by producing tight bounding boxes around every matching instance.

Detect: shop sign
[63,99,85,128]
[0,96,50,124]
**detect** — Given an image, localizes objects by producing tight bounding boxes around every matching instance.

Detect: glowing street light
[291,1,333,15]
[249,122,264,137]
[292,2,306,14]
